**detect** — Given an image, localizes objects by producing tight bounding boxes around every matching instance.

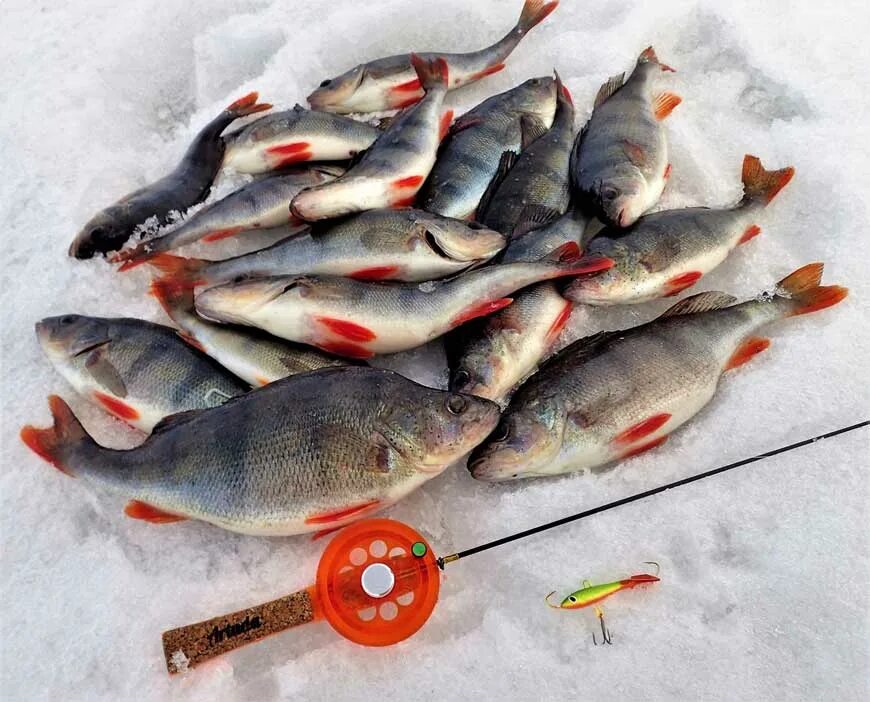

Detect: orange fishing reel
[162,519,441,673]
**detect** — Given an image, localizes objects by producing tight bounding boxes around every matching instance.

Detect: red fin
[116,254,151,271]
[787,285,849,317]
[619,434,668,459]
[664,163,672,180]
[518,0,559,32]
[93,391,140,423]
[275,151,313,167]
[546,299,573,342]
[312,525,346,541]
[19,396,85,477]
[653,92,681,120]
[145,254,207,291]
[639,46,675,72]
[201,226,244,243]
[226,91,272,116]
[560,254,615,277]
[348,265,400,281]
[741,155,795,205]
[389,78,422,94]
[613,413,671,446]
[439,110,455,141]
[546,241,581,263]
[317,341,374,359]
[391,195,417,207]
[392,175,425,189]
[266,142,311,156]
[777,262,823,294]
[254,375,271,387]
[305,499,381,526]
[316,317,377,342]
[124,500,187,524]
[739,224,761,244]
[468,63,505,82]
[451,298,513,327]
[725,336,771,371]
[664,270,702,296]
[560,82,574,105]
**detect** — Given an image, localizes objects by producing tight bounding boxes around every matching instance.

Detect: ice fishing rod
[437,419,870,568]
[161,420,867,675]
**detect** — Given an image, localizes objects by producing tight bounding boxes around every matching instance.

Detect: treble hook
[592,606,612,645]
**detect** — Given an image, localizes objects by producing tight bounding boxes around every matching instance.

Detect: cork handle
[162,586,318,674]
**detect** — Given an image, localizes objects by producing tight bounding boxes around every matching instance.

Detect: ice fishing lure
[545,563,660,644]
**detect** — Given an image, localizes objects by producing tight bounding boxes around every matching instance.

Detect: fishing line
[437,420,869,568]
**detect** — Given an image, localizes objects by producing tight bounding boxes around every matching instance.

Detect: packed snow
[2,0,868,700]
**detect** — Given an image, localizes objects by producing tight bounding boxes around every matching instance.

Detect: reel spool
[161,519,440,674]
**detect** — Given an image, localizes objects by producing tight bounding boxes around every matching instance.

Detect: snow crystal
[2,0,868,700]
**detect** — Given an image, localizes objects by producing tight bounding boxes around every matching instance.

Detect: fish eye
[452,368,471,389]
[601,186,619,201]
[90,227,106,241]
[319,79,332,88]
[446,394,467,415]
[59,315,76,325]
[467,222,484,230]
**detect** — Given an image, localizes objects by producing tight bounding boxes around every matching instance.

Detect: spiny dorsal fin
[594,73,625,108]
[659,291,737,318]
[151,409,206,435]
[541,329,625,370]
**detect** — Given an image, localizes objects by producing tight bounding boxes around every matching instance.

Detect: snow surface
[2,0,869,700]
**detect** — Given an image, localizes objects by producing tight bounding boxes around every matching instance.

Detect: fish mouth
[424,225,505,263]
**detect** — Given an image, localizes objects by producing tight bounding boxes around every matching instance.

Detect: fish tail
[774,263,848,317]
[741,155,795,206]
[20,396,96,478]
[225,91,272,118]
[150,276,196,317]
[145,254,208,292]
[410,54,449,92]
[517,0,559,35]
[638,46,676,72]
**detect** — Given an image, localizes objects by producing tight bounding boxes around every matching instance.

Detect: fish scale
[571,47,679,228]
[21,368,501,535]
[143,208,507,289]
[469,264,848,480]
[566,155,795,305]
[36,316,246,433]
[421,77,557,219]
[194,255,614,357]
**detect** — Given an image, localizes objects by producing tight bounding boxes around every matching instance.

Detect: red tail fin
[518,0,559,34]
[410,54,448,92]
[20,396,88,477]
[776,262,848,316]
[150,277,195,317]
[638,46,675,72]
[145,254,208,293]
[226,91,272,117]
[742,155,795,205]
